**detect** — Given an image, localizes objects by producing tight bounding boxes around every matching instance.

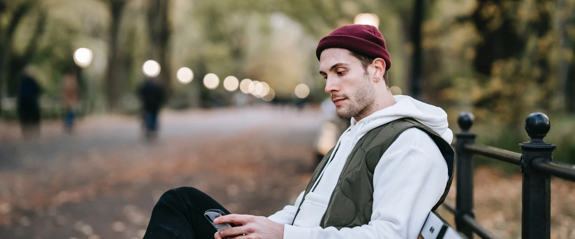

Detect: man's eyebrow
[330,63,349,71]
[319,63,349,75]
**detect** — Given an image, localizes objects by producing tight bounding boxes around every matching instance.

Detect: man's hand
[213,214,284,239]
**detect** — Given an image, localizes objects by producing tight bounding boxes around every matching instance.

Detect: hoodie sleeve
[282,128,449,239]
[267,191,305,225]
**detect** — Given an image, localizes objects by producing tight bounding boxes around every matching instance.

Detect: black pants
[144,187,230,239]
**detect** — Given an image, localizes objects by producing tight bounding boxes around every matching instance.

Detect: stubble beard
[335,74,375,119]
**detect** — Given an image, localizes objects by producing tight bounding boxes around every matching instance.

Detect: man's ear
[371,58,386,82]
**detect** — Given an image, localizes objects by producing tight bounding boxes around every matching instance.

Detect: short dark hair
[349,51,390,87]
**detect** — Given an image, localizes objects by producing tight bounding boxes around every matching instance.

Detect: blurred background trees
[0,0,574,160]
[101,0,127,110]
[0,0,46,114]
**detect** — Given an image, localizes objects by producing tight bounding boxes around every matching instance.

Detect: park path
[0,106,324,239]
[1,106,574,239]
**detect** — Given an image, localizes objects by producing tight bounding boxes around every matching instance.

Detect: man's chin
[336,109,353,119]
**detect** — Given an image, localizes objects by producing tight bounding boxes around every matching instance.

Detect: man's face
[319,48,376,120]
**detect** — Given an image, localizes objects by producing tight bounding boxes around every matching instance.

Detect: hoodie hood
[350,95,453,143]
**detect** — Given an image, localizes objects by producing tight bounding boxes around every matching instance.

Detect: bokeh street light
[259,82,270,98]
[73,48,93,68]
[248,80,259,95]
[223,76,239,92]
[143,60,161,77]
[294,83,310,99]
[177,67,194,84]
[390,86,403,95]
[203,73,219,89]
[239,79,252,94]
[262,88,275,102]
[354,13,380,28]
[253,82,264,97]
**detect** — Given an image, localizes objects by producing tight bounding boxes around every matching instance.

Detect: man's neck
[353,90,396,122]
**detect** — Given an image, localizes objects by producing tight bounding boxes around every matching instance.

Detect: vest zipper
[291,127,350,225]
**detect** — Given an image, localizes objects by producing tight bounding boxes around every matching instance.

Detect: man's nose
[324,79,339,93]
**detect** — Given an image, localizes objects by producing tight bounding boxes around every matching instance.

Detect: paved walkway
[1,106,574,238]
[0,106,325,238]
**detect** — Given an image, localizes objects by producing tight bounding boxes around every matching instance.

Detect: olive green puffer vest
[293,118,454,229]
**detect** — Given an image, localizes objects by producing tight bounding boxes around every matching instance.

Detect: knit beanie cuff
[316,24,392,70]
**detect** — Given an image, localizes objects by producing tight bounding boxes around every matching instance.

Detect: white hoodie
[268,95,452,239]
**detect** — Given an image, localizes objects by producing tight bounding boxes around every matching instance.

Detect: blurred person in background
[17,67,42,138]
[138,76,166,139]
[232,91,249,107]
[143,25,454,239]
[294,97,306,110]
[62,67,81,133]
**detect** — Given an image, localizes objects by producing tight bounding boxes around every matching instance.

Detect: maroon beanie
[316,24,391,70]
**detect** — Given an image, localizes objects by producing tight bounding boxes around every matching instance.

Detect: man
[17,69,42,138]
[138,76,166,139]
[143,24,454,239]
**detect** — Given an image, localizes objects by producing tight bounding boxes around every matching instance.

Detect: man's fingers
[214,214,253,225]
[215,215,282,239]
[214,231,222,239]
[219,225,256,238]
[227,235,251,239]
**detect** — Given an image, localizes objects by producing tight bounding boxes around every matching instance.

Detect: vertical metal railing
[447,112,575,239]
[455,112,476,239]
[520,113,555,239]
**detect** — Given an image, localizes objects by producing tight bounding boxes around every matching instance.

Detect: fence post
[521,113,555,239]
[455,112,476,238]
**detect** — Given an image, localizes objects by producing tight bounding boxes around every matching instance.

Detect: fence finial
[525,113,550,142]
[458,112,474,132]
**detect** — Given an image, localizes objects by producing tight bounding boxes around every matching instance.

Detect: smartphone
[419,211,463,239]
[204,209,233,232]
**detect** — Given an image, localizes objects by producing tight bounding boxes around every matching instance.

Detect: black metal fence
[442,112,575,239]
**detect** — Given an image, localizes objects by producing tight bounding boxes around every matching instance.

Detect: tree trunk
[410,0,424,100]
[0,25,6,116]
[7,10,45,97]
[0,2,4,115]
[147,0,172,96]
[567,46,575,113]
[0,1,35,114]
[104,0,126,110]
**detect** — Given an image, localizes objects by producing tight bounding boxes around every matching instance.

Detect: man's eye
[337,71,344,76]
